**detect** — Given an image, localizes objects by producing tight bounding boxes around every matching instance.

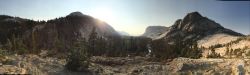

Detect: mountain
[151,12,243,43]
[118,31,130,36]
[142,26,169,39]
[0,12,121,54]
[148,12,247,58]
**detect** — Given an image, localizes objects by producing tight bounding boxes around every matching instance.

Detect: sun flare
[90,8,115,23]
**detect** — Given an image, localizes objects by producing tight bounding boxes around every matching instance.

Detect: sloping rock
[142,26,169,39]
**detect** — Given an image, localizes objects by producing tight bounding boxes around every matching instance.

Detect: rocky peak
[183,12,203,22]
[175,12,223,33]
[181,12,203,25]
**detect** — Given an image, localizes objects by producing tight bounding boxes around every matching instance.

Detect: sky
[0,0,249,36]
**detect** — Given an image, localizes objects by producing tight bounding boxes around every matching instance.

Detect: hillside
[201,36,250,58]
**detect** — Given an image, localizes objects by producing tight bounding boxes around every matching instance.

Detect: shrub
[3,35,28,54]
[0,49,5,56]
[207,48,221,58]
[209,44,223,49]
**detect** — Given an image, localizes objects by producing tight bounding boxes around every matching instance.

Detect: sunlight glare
[90,8,115,23]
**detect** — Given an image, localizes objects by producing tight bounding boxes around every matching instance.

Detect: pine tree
[65,38,90,72]
[88,27,97,56]
[229,49,233,58]
[207,47,221,58]
[225,45,230,55]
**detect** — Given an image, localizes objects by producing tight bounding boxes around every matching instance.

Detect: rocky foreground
[0,53,250,75]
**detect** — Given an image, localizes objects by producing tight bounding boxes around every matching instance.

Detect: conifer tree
[88,27,97,55]
[65,38,90,71]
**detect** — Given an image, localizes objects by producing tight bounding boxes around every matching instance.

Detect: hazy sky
[0,0,249,35]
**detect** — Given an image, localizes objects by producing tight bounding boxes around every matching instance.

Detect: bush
[65,39,90,72]
[0,49,6,56]
[208,44,223,49]
[3,35,28,54]
[207,48,221,58]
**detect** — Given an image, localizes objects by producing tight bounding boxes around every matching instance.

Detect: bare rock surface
[1,54,250,75]
[89,56,250,75]
[142,26,169,39]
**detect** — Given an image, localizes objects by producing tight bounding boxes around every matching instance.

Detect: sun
[90,8,115,23]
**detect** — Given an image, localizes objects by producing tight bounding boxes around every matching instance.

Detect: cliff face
[142,26,169,39]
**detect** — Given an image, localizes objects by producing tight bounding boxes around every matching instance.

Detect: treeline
[224,46,249,58]
[86,28,151,57]
[151,38,202,59]
[208,36,250,49]
[0,15,46,54]
[65,33,151,71]
[0,15,46,44]
[206,36,250,58]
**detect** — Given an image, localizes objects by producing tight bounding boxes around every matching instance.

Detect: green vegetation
[0,49,9,56]
[3,35,28,54]
[224,46,248,58]
[207,48,221,58]
[0,15,46,54]
[65,38,90,72]
[207,36,249,50]
[206,36,250,58]
[119,36,151,56]
[0,15,44,44]
[209,44,223,49]
[223,36,249,48]
[88,27,108,56]
[151,38,202,59]
[86,27,150,57]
